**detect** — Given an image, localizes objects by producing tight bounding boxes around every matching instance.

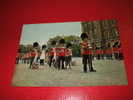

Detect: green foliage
[19,44,33,53]
[72,44,81,57]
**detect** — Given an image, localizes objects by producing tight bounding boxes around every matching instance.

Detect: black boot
[89,66,96,72]
[83,64,87,73]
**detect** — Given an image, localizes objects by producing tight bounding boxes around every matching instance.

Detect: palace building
[81,19,120,49]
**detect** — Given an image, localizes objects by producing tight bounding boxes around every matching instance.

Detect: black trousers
[97,54,101,60]
[82,55,94,72]
[16,58,19,64]
[65,56,72,67]
[40,59,44,65]
[49,55,54,67]
[29,57,34,68]
[119,53,123,60]
[114,53,119,59]
[57,56,65,69]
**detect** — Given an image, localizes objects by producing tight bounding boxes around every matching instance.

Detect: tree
[19,44,27,53]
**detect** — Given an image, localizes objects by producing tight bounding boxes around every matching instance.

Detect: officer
[80,33,96,73]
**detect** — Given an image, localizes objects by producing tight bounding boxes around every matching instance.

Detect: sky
[20,22,82,45]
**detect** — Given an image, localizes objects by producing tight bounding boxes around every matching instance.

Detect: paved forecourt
[12,58,128,87]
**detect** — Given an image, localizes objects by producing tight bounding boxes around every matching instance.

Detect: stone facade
[81,19,120,49]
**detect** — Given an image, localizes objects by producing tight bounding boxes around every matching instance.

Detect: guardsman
[80,33,96,73]
[56,39,66,70]
[106,43,113,60]
[25,52,30,64]
[65,43,72,69]
[100,47,104,59]
[48,41,56,67]
[29,42,39,69]
[27,52,31,64]
[96,48,101,60]
[118,43,123,60]
[40,45,47,65]
[16,53,20,64]
[113,45,119,60]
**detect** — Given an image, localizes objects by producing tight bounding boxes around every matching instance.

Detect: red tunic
[118,47,122,53]
[80,42,93,55]
[106,48,113,54]
[101,50,104,54]
[28,53,31,58]
[16,53,19,58]
[25,53,29,59]
[113,47,119,53]
[65,48,72,56]
[49,48,55,56]
[31,52,36,57]
[95,50,102,55]
[56,47,66,56]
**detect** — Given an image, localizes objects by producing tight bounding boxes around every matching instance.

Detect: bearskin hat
[51,40,56,46]
[42,45,47,49]
[59,39,65,44]
[80,32,88,40]
[66,42,72,48]
[33,42,39,48]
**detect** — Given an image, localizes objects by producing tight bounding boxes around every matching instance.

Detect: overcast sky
[20,22,82,45]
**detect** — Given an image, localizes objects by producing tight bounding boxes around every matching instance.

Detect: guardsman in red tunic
[80,33,96,73]
[113,46,119,59]
[25,52,30,64]
[29,42,39,69]
[65,43,72,69]
[96,48,101,60]
[27,52,31,64]
[48,41,56,67]
[112,40,120,60]
[106,43,113,60]
[100,48,104,59]
[56,39,66,70]
[23,54,27,64]
[29,50,36,68]
[118,43,123,60]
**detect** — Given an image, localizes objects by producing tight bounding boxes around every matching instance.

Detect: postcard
[12,19,128,86]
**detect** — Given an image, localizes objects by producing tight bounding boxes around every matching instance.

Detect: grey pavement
[12,58,128,87]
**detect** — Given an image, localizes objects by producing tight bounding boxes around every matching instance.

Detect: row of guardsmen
[16,46,123,65]
[16,52,31,64]
[47,39,72,70]
[16,40,73,70]
[92,47,123,60]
